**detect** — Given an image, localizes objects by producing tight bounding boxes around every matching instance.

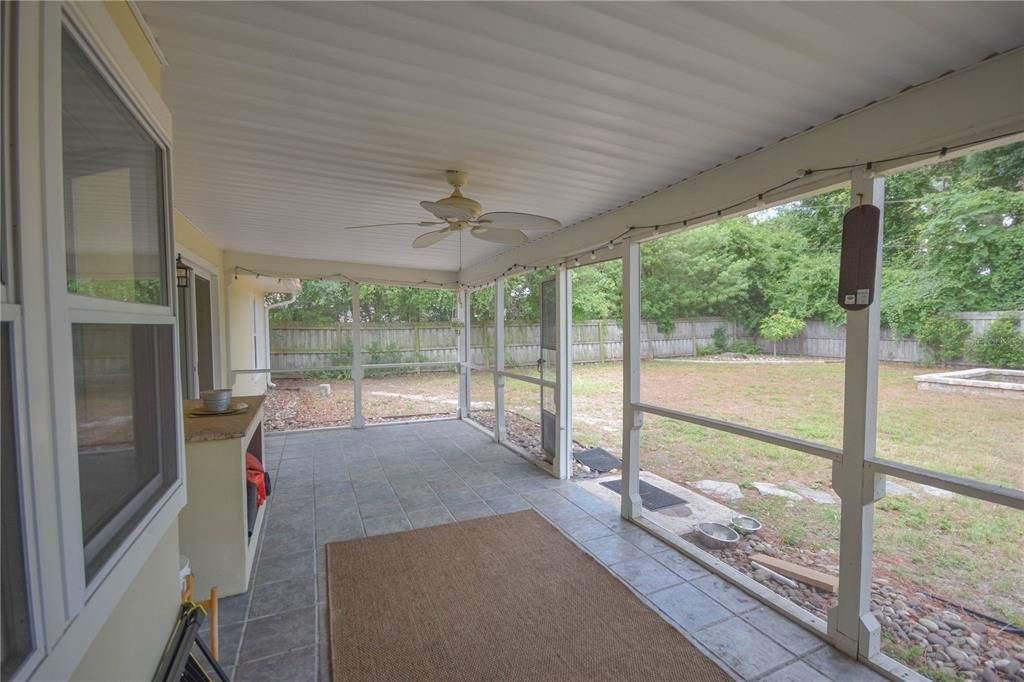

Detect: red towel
[246,453,267,506]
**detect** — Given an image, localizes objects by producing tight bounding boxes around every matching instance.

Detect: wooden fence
[269,311,1023,374]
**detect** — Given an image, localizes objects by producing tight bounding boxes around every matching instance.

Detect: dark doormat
[574,448,622,473]
[601,479,688,511]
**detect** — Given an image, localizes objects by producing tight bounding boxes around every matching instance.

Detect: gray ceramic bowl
[200,389,232,413]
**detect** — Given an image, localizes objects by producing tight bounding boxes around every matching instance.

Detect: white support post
[828,170,885,659]
[351,283,364,429]
[493,278,506,442]
[457,287,470,420]
[621,243,642,519]
[555,265,572,479]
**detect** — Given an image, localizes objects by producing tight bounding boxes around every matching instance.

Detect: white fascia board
[224,251,459,288]
[460,48,1024,286]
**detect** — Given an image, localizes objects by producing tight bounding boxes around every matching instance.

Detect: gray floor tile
[256,549,315,584]
[743,606,826,657]
[257,531,315,561]
[249,575,316,619]
[211,622,243,669]
[216,593,251,627]
[646,582,732,632]
[691,574,760,614]
[803,645,887,682]
[485,494,532,515]
[357,498,405,520]
[608,556,685,595]
[316,518,364,544]
[561,516,616,542]
[363,514,413,536]
[693,616,795,679]
[582,534,648,565]
[437,488,482,506]
[649,550,712,581]
[316,571,327,603]
[399,492,446,513]
[408,507,456,528]
[460,471,502,487]
[238,607,316,662]
[617,527,671,554]
[471,482,516,500]
[235,644,316,682]
[761,660,832,682]
[447,500,495,520]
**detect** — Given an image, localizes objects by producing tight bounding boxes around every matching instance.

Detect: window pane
[1,322,33,678]
[61,31,166,305]
[73,323,177,579]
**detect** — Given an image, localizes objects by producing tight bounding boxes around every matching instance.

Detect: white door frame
[176,247,222,397]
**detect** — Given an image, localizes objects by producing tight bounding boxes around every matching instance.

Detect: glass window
[73,324,178,579]
[61,31,166,305]
[2,322,33,678]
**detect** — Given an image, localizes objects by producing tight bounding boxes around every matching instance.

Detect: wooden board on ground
[750,553,838,593]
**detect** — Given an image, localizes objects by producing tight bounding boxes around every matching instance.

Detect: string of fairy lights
[233,128,1023,292]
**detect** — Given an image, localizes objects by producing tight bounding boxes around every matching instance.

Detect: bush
[711,325,730,352]
[970,315,1024,369]
[759,312,806,356]
[917,316,971,366]
[729,340,763,355]
[697,343,722,357]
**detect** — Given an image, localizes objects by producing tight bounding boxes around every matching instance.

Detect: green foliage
[969,315,1024,369]
[711,325,730,352]
[364,341,406,377]
[759,312,806,344]
[917,316,971,366]
[571,260,622,321]
[728,340,762,355]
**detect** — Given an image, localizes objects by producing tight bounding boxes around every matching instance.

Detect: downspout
[264,293,297,389]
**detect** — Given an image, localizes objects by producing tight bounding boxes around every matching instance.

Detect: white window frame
[9,4,185,679]
[176,248,223,398]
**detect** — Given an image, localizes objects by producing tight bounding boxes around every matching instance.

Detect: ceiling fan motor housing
[440,170,482,219]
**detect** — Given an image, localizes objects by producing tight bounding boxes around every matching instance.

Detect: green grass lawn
[473,360,1023,625]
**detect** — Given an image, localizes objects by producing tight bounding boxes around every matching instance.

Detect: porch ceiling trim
[223,250,459,288]
[459,48,1024,285]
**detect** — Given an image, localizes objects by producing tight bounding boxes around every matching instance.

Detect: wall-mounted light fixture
[176,254,192,289]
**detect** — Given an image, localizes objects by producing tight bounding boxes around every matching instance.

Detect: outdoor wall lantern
[176,254,192,289]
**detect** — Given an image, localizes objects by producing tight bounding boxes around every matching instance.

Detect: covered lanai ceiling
[143,2,1024,272]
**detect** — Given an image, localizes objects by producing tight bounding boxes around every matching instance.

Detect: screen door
[539,277,557,462]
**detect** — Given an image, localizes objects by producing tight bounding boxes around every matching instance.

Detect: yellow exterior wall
[175,211,231,390]
[102,1,161,91]
[70,520,181,682]
[229,277,270,397]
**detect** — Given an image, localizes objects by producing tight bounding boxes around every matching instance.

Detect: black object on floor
[574,448,623,473]
[601,479,688,511]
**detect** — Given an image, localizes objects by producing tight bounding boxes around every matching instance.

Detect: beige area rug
[326,510,730,681]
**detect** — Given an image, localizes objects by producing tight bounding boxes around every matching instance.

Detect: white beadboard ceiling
[142,2,1024,273]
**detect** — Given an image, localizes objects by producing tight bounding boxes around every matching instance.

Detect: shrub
[759,312,806,356]
[729,340,763,355]
[696,343,721,357]
[711,325,730,352]
[969,315,1024,369]
[917,315,971,366]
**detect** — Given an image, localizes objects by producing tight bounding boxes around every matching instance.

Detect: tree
[759,312,806,356]
[917,315,972,366]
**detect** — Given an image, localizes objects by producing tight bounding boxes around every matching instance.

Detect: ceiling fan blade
[420,200,476,222]
[412,227,453,249]
[343,221,441,230]
[475,212,562,231]
[470,226,528,246]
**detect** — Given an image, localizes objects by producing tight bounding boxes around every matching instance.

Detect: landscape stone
[689,479,743,500]
[885,480,918,497]
[751,481,802,501]
[921,484,954,498]
[785,480,836,505]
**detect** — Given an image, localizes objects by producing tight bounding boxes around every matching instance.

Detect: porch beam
[351,283,364,429]
[620,242,642,520]
[828,170,885,659]
[224,251,459,288]
[457,288,470,420]
[493,278,506,443]
[554,265,572,479]
[459,50,1024,285]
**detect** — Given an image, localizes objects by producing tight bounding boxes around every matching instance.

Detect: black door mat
[600,479,688,511]
[574,448,622,473]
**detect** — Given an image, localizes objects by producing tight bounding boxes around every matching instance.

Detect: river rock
[920,617,940,632]
[947,646,967,662]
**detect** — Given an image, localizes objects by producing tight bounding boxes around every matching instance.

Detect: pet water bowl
[696,522,740,549]
[730,516,762,535]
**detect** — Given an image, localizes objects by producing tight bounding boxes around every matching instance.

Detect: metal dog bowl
[696,522,740,549]
[730,516,762,535]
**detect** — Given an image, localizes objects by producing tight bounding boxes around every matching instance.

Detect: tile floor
[207,419,884,682]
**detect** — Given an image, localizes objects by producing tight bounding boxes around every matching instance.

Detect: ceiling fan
[343,170,562,248]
